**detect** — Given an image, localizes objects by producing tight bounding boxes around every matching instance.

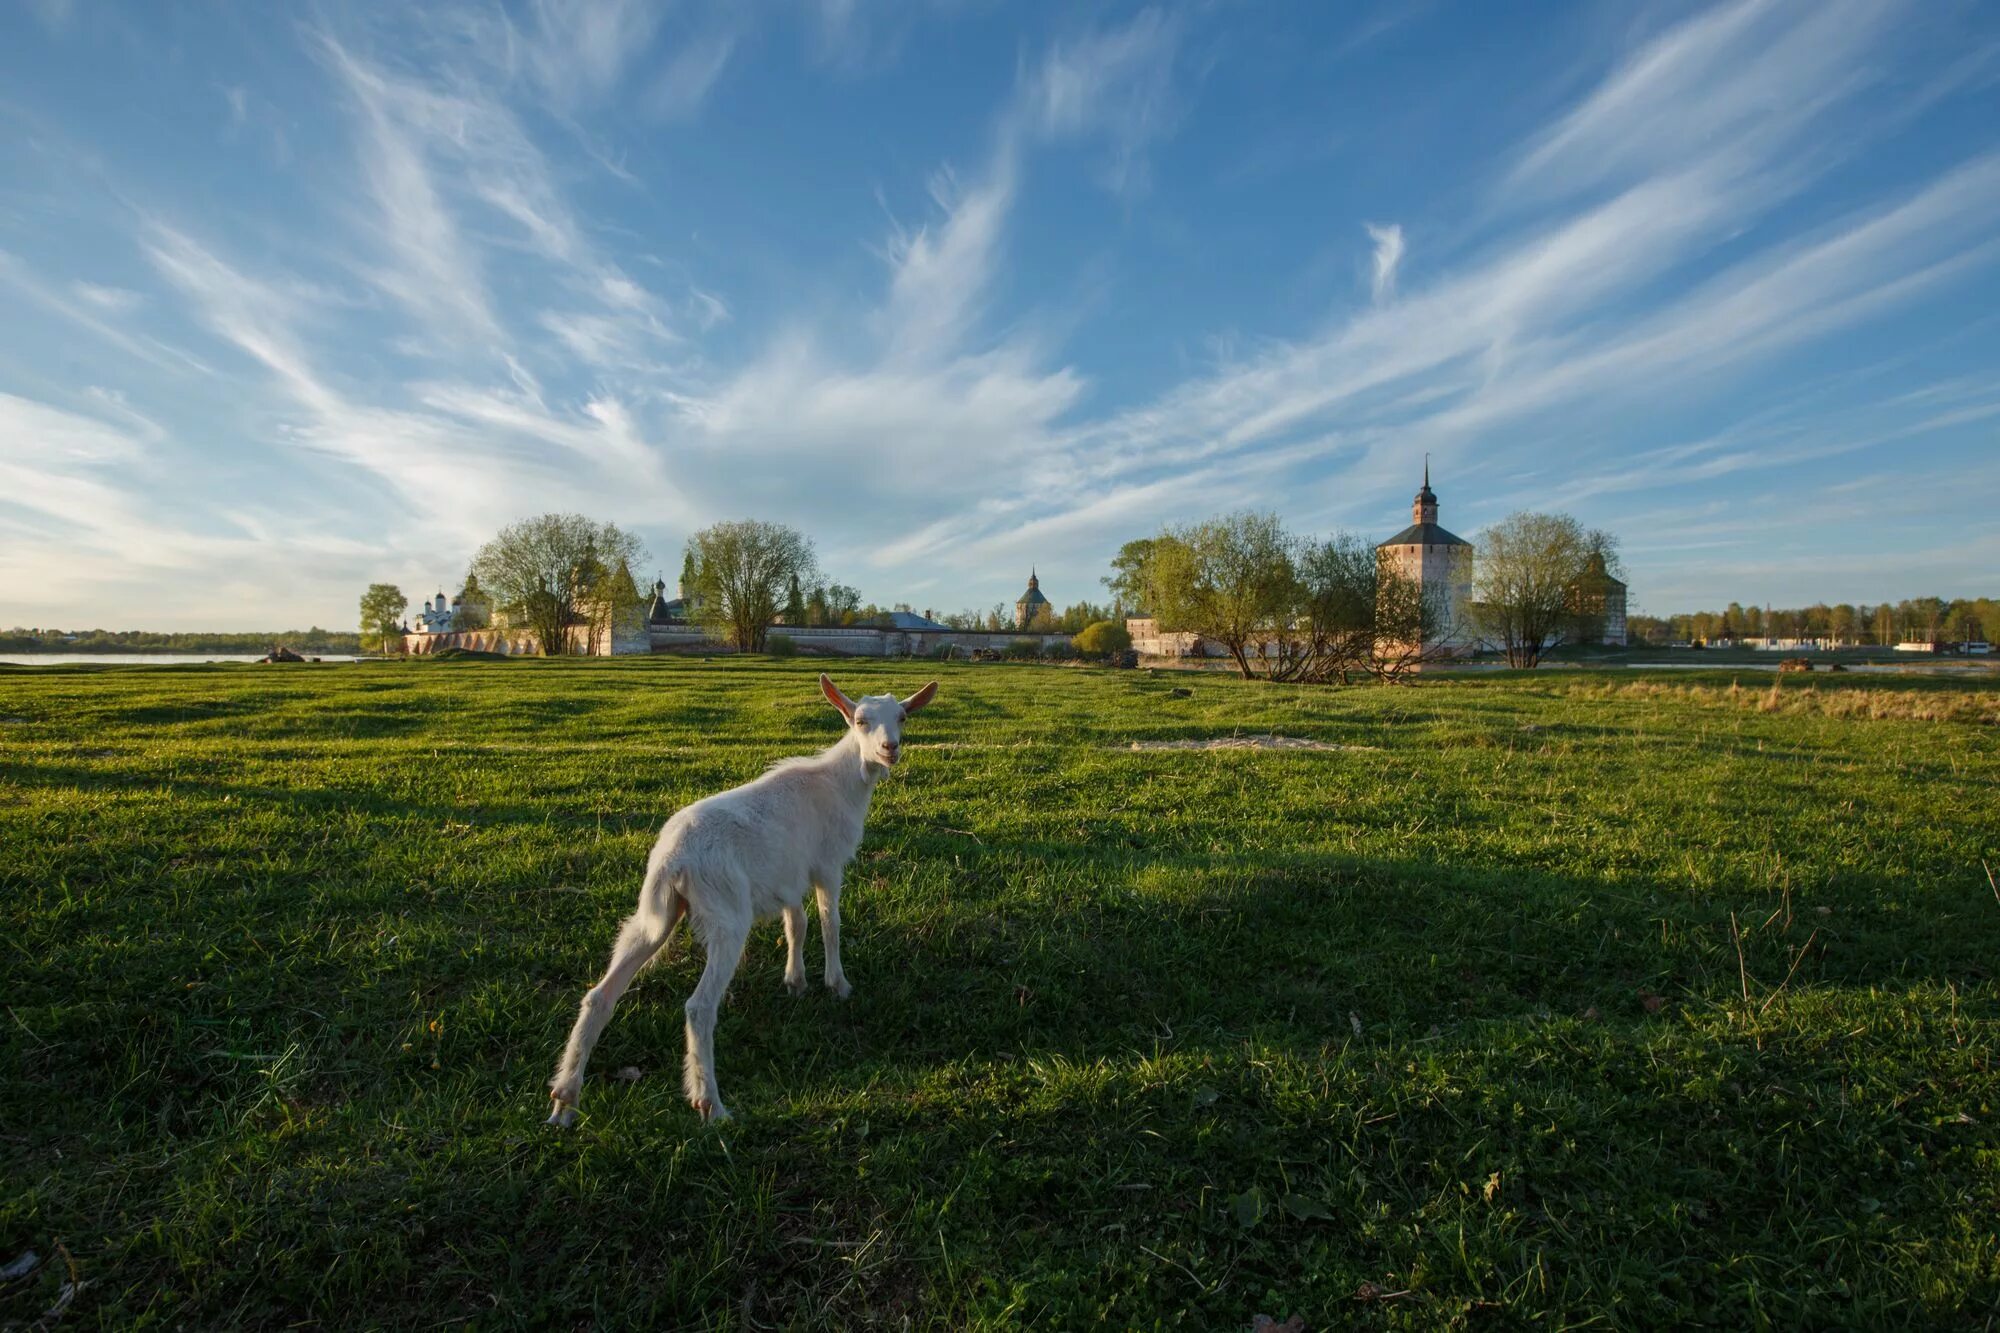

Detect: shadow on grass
[8,815,1996,1328]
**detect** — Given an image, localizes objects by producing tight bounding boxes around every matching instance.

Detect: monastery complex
[402,467,1626,658]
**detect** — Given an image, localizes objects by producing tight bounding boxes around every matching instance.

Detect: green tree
[1073,620,1133,658]
[1942,600,1982,645]
[686,520,819,652]
[470,513,647,656]
[358,583,408,654]
[454,572,491,630]
[1287,532,1382,682]
[1145,512,1297,679]
[1628,614,1671,645]
[1057,601,1113,633]
[825,584,862,624]
[783,574,806,625]
[1102,538,1159,615]
[1471,511,1600,668]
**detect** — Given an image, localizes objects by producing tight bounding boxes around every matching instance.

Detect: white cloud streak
[1365,223,1403,303]
[7,0,1995,627]
[1020,7,1184,195]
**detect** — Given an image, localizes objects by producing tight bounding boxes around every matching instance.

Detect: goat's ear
[820,674,856,720]
[901,681,939,714]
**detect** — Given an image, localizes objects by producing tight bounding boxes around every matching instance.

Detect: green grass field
[3,658,1996,1328]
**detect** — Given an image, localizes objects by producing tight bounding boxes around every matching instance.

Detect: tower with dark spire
[1376,458,1475,656]
[1014,568,1051,630]
[1413,454,1439,525]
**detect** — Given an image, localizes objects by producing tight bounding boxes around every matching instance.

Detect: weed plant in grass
[1,659,1996,1327]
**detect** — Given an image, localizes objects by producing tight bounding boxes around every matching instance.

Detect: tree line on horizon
[0,626,364,654]
[363,508,1998,670]
[1629,596,1997,647]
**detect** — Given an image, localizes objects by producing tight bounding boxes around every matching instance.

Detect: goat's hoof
[546,1101,578,1129]
[785,975,807,997]
[692,1096,730,1122]
[828,978,852,1000]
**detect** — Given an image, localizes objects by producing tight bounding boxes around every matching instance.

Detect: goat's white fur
[547,674,937,1126]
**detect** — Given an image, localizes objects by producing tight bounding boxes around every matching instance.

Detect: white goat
[547,673,938,1125]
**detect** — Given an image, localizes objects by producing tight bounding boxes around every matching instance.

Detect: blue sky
[3,0,1997,630]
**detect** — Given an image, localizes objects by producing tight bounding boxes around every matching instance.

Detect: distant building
[646,577,690,628]
[403,558,1074,658]
[1125,615,1220,658]
[1015,569,1051,629]
[414,589,457,634]
[1569,551,1629,646]
[1375,462,1475,655]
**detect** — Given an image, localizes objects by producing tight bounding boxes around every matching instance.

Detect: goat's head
[821,674,937,769]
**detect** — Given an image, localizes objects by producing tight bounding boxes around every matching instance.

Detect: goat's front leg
[781,903,808,996]
[813,876,851,999]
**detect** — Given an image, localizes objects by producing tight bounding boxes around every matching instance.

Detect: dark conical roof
[1017,568,1049,606]
[646,577,687,626]
[1378,522,1470,549]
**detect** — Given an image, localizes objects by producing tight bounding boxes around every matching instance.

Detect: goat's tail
[636,848,690,971]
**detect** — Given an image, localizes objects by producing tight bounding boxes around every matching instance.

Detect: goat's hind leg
[683,919,749,1122]
[547,889,682,1127]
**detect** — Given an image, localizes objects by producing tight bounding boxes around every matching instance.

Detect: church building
[1375,461,1475,655]
[1014,569,1051,629]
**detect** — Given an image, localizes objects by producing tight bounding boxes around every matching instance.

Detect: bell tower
[1413,454,1438,525]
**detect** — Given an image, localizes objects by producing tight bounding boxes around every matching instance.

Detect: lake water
[0,654,364,666]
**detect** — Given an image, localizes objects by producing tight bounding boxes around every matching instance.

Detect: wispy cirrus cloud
[646,28,738,121]
[0,390,391,624]
[0,251,211,377]
[661,8,1197,582]
[4,1,1994,629]
[1021,6,1186,194]
[144,221,701,538]
[315,34,504,345]
[1365,223,1403,302]
[1507,0,1888,197]
[312,24,694,378]
[871,0,1999,584]
[517,0,663,107]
